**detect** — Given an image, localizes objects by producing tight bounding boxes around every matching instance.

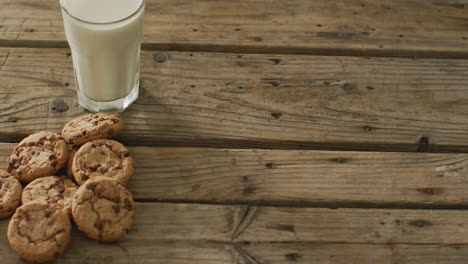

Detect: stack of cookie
[0,113,135,263]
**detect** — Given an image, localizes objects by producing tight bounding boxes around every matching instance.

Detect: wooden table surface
[1,0,468,263]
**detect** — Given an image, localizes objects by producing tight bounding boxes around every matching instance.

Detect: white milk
[61,0,144,103]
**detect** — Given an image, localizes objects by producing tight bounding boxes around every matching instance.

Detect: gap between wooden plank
[2,40,468,60]
[132,198,468,211]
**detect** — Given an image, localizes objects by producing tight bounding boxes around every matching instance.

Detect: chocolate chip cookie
[62,113,123,146]
[66,146,79,180]
[8,132,69,183]
[22,176,78,216]
[7,202,71,263]
[0,171,22,219]
[72,177,134,242]
[72,139,133,185]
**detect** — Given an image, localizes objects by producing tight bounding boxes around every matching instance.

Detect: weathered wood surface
[0,143,468,207]
[1,0,468,58]
[1,48,468,151]
[244,243,468,264]
[2,203,468,263]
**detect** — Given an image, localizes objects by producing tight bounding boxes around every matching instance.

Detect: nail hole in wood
[271,112,283,119]
[268,58,281,64]
[8,117,18,123]
[285,253,302,261]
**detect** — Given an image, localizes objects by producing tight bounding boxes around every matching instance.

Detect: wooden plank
[0,229,235,264]
[1,48,468,152]
[2,203,468,263]
[2,238,468,264]
[2,231,468,264]
[2,201,468,244]
[101,204,468,244]
[1,143,468,206]
[244,243,468,264]
[128,148,468,207]
[1,0,468,58]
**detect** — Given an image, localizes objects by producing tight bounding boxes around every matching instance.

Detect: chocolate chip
[45,210,52,217]
[94,219,103,230]
[119,151,130,158]
[124,199,133,210]
[49,154,57,160]
[31,151,35,155]
[86,182,96,190]
[100,151,106,155]
[7,163,13,172]
[51,160,58,167]
[89,164,100,172]
[99,167,108,173]
[82,130,87,135]
[57,184,65,193]
[112,166,122,171]
[112,205,120,214]
[111,118,119,123]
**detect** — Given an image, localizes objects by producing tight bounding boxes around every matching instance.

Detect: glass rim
[60,0,145,25]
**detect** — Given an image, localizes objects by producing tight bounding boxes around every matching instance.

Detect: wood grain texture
[0,225,235,264]
[1,143,468,207]
[1,48,468,152]
[1,0,468,58]
[128,148,468,207]
[244,243,468,264]
[2,203,468,263]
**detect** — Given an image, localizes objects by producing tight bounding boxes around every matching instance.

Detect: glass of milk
[60,0,145,113]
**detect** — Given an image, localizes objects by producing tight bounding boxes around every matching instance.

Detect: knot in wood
[51,100,69,112]
[153,53,166,63]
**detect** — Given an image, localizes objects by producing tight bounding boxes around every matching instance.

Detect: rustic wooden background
[1,0,468,263]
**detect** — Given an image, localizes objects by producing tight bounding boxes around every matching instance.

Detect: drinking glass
[60,0,145,112]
